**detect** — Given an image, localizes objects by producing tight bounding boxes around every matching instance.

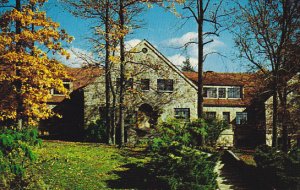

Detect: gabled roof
[66,67,103,90]
[183,71,265,107]
[48,67,103,103]
[135,40,198,90]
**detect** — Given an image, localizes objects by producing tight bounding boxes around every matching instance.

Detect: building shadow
[219,151,271,190]
[106,163,167,190]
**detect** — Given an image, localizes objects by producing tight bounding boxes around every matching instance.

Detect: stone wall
[204,106,247,147]
[83,76,106,128]
[82,40,198,130]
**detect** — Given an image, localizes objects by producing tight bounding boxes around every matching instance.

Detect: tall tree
[63,0,117,144]
[116,0,143,146]
[118,0,126,146]
[233,0,300,150]
[63,0,144,145]
[0,0,72,127]
[177,0,228,118]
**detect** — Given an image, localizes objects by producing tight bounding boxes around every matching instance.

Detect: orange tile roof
[49,67,103,103]
[65,67,103,91]
[183,71,264,107]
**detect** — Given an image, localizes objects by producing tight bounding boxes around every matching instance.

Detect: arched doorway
[137,103,155,130]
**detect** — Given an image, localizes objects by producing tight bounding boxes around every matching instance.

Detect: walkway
[215,151,266,190]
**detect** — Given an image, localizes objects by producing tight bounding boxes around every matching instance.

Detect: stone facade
[264,73,300,147]
[46,40,266,147]
[82,40,198,128]
[203,106,247,147]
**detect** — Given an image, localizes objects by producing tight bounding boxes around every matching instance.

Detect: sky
[45,1,250,72]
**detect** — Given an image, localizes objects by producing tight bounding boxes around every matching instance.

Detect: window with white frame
[218,88,226,98]
[174,108,190,121]
[228,87,241,98]
[203,86,242,99]
[203,87,217,98]
[236,112,247,124]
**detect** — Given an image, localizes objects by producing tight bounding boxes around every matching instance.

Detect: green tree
[181,57,195,72]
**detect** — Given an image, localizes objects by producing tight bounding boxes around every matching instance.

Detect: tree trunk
[110,89,116,145]
[15,0,23,129]
[104,0,111,144]
[272,81,278,148]
[118,0,125,146]
[109,57,116,145]
[281,87,288,152]
[197,0,204,118]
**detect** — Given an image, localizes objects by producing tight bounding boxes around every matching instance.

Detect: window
[223,112,230,123]
[205,112,216,119]
[174,108,190,121]
[157,79,173,92]
[228,87,241,98]
[236,112,247,124]
[203,87,217,98]
[218,88,226,98]
[126,78,133,88]
[203,86,243,99]
[116,78,133,89]
[53,81,71,95]
[140,79,150,91]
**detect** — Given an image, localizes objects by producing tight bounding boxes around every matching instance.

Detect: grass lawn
[32,140,150,190]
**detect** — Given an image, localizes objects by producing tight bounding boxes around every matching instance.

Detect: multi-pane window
[174,108,190,121]
[140,79,150,91]
[236,112,247,124]
[223,112,230,123]
[228,87,241,98]
[203,87,217,98]
[157,79,173,92]
[203,86,242,99]
[218,88,226,98]
[205,112,216,119]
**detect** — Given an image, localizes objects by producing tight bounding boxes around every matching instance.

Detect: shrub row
[147,119,226,190]
[254,145,300,190]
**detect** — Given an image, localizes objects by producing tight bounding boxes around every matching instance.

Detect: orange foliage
[0,0,73,125]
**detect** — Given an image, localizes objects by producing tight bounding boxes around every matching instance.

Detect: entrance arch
[137,103,155,129]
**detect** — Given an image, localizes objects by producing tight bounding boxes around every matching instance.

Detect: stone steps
[215,152,257,190]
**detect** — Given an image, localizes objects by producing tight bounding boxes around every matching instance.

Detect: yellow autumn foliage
[0,0,73,125]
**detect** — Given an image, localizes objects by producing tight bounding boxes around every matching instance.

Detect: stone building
[183,71,266,147]
[265,73,300,147]
[44,40,266,147]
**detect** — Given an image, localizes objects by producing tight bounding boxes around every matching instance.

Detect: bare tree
[233,0,300,150]
[177,0,229,118]
[63,0,127,144]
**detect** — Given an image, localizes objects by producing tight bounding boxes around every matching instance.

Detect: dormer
[203,86,243,99]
